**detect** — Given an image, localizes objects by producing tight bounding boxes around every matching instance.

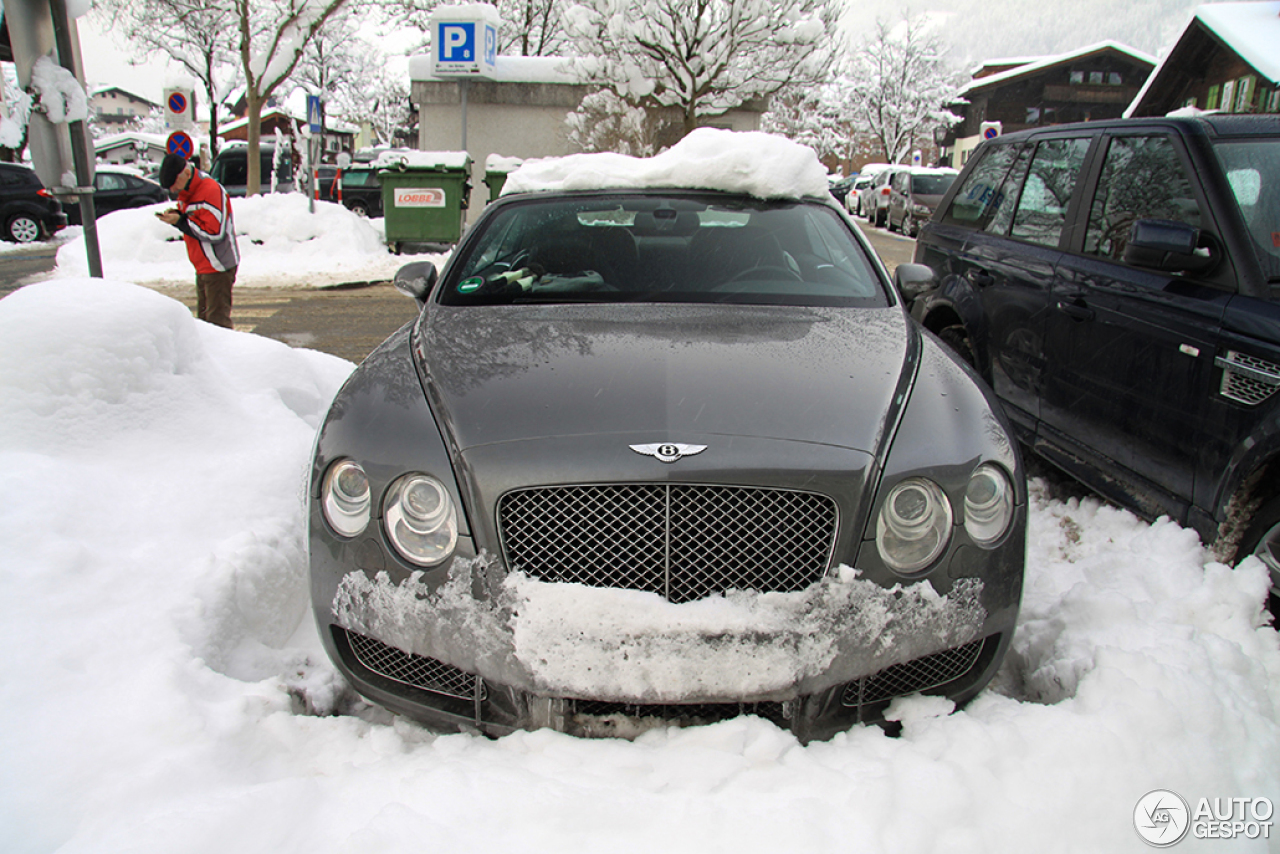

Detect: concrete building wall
[412,77,766,223]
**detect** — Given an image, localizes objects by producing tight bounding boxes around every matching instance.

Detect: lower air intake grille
[569,699,790,728]
[343,628,485,701]
[841,638,986,707]
[498,484,837,604]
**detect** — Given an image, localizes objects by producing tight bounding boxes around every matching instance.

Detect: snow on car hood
[419,303,912,454]
[333,556,986,702]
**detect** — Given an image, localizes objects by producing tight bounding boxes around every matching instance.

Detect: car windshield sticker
[458,277,484,293]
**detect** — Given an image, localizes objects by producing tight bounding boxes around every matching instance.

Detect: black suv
[903,115,1280,595]
[0,162,67,243]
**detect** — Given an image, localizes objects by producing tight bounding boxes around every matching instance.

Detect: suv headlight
[911,203,932,216]
[964,463,1014,546]
[876,477,953,573]
[384,473,458,566]
[321,459,371,538]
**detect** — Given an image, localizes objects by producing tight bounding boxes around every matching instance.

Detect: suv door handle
[1056,300,1095,322]
[966,268,994,287]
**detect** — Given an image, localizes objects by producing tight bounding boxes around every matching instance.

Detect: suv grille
[841,638,986,707]
[1217,351,1280,406]
[343,628,485,701]
[498,484,838,603]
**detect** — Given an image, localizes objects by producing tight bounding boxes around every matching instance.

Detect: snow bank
[53,192,405,288]
[1,279,1278,853]
[502,127,833,200]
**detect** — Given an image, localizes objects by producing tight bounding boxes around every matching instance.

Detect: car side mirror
[1123,219,1219,275]
[894,263,937,303]
[393,262,438,306]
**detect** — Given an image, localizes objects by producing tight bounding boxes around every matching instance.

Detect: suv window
[1007,138,1090,248]
[1084,135,1205,261]
[1213,137,1280,284]
[941,144,1022,229]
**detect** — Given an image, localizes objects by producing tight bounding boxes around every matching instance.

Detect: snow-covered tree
[566,89,668,155]
[760,81,846,162]
[235,0,350,195]
[334,64,415,147]
[106,0,240,160]
[843,13,962,164]
[564,0,835,139]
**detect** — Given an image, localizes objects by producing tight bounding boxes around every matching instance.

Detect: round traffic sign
[166,130,194,159]
[168,92,188,115]
[983,126,999,140]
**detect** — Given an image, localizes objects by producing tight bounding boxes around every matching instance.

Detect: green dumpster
[482,155,523,204]
[376,153,473,253]
[483,169,507,203]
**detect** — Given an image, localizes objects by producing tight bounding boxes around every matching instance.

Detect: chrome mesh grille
[841,638,986,707]
[499,484,837,603]
[569,699,790,728]
[344,628,486,701]
[1218,351,1280,406]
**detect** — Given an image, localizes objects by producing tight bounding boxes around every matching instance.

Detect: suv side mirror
[1123,219,1219,275]
[394,262,438,306]
[894,263,937,303]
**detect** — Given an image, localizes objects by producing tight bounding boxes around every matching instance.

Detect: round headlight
[876,477,953,573]
[321,459,371,538]
[964,463,1014,546]
[384,473,458,566]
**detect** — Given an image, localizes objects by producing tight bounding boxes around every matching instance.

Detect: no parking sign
[164,86,196,128]
[166,130,194,160]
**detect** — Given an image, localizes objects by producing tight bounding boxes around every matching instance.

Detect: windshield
[439,194,888,308]
[1213,138,1280,283]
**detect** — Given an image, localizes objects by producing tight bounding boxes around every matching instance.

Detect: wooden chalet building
[1127,1,1280,117]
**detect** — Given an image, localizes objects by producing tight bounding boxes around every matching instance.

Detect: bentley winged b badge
[630,443,707,464]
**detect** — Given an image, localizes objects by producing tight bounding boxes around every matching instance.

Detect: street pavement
[1,221,916,365]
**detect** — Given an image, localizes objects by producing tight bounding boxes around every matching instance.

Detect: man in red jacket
[156,153,240,329]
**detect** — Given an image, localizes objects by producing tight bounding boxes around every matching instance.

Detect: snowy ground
[50,193,408,288]
[2,278,1278,853]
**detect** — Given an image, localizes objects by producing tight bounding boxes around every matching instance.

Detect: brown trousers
[196,267,237,329]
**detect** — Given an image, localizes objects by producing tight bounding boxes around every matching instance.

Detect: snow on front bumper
[332,554,986,704]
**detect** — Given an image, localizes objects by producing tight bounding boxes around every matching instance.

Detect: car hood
[418,303,912,454]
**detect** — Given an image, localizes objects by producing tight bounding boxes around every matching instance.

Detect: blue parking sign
[439,22,475,62]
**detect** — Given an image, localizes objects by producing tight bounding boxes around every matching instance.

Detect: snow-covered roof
[219,108,360,136]
[409,54,579,85]
[957,40,1156,97]
[89,86,160,107]
[1194,1,1280,83]
[93,131,168,152]
[501,128,831,200]
[1125,2,1280,117]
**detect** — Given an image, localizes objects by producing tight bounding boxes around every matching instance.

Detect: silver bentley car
[308,179,1026,742]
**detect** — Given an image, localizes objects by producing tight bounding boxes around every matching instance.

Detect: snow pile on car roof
[501,128,832,200]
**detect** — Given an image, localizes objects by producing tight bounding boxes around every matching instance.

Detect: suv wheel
[1237,495,1280,610]
[938,324,976,369]
[349,201,369,217]
[6,213,42,244]
[904,213,917,238]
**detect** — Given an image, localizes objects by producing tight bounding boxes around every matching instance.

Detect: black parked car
[0,162,66,243]
[337,166,382,217]
[64,167,167,225]
[307,143,1026,743]
[905,115,1280,599]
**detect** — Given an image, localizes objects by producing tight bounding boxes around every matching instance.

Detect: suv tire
[938,324,976,369]
[1236,494,1280,608]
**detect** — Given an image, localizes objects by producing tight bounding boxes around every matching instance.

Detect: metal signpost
[307,94,322,213]
[430,6,498,151]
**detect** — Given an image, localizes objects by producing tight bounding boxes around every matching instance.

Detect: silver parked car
[887,167,959,237]
[308,160,1026,742]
